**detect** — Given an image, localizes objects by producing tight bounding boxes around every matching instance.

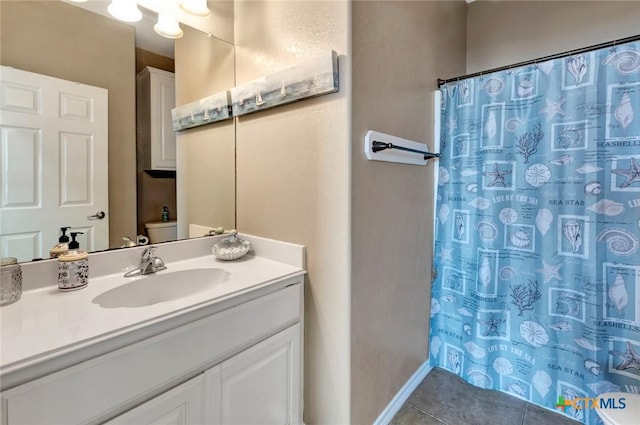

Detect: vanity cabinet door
[103,375,204,425]
[207,323,302,425]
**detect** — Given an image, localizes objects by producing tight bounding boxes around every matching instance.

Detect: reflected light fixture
[154,13,184,39]
[179,0,210,17]
[107,0,142,23]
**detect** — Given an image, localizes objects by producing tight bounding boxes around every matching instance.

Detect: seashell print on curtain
[431,39,640,425]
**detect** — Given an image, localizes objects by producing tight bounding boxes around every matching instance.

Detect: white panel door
[0,66,108,261]
[103,375,205,425]
[213,324,302,425]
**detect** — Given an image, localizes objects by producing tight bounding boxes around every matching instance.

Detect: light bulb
[179,0,210,17]
[107,0,142,23]
[154,14,184,39]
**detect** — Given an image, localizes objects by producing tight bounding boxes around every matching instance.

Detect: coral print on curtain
[430,40,640,424]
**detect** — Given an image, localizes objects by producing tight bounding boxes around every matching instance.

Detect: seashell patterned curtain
[430,39,640,424]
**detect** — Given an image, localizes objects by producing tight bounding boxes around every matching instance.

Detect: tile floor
[391,367,582,425]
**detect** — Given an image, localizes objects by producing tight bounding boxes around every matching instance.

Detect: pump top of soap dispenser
[68,232,82,250]
[50,226,72,258]
[58,227,70,243]
[59,232,88,262]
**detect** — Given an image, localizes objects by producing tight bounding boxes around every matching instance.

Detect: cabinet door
[208,324,302,425]
[103,375,204,425]
[149,69,176,170]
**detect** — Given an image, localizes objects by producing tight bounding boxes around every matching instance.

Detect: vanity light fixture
[179,0,210,17]
[107,0,142,23]
[154,13,184,39]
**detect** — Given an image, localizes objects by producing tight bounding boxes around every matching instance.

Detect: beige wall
[234,1,351,423]
[175,27,236,238]
[467,0,640,73]
[1,0,137,248]
[351,1,466,423]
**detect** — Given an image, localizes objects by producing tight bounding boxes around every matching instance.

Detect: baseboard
[373,359,433,425]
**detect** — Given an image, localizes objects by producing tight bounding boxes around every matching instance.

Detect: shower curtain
[430,40,640,424]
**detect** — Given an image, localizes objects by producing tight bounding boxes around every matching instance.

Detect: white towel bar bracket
[364,130,439,166]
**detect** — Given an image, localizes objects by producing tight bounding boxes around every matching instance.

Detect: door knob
[88,211,106,220]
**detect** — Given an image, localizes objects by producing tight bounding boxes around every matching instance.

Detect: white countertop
[0,235,305,388]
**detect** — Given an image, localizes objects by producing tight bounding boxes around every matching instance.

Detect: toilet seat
[596,392,640,425]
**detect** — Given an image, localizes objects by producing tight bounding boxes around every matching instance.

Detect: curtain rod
[437,33,640,87]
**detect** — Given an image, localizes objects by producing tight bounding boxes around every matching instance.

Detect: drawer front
[2,283,301,425]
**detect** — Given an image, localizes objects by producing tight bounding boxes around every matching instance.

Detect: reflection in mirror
[0,0,235,263]
[175,25,236,241]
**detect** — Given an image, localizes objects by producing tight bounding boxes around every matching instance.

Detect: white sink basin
[92,268,230,308]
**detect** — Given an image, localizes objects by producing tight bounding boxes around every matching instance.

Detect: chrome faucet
[124,246,167,277]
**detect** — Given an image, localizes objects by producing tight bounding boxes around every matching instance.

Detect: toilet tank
[145,220,177,243]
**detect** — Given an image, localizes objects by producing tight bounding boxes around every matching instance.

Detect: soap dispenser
[57,232,89,291]
[162,206,169,222]
[50,226,71,258]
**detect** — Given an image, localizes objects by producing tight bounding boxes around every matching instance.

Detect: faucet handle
[141,246,156,260]
[121,236,136,248]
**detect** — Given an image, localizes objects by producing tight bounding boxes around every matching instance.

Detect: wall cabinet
[1,281,303,425]
[137,66,176,171]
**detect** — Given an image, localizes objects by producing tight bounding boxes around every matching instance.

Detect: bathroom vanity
[0,235,305,425]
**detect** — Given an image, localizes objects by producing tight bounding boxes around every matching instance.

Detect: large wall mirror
[0,0,236,263]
